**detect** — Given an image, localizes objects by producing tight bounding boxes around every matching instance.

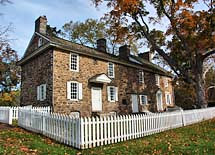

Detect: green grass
[0,119,215,155]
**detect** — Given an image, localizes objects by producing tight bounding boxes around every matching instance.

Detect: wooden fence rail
[17,107,215,149]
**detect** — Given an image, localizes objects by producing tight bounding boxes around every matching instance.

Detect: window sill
[109,101,116,103]
[68,99,79,102]
[70,69,79,72]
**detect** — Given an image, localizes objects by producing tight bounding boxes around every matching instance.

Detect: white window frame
[70,53,79,72]
[107,86,118,102]
[108,62,115,78]
[139,95,148,105]
[38,38,43,47]
[139,70,144,83]
[165,92,172,105]
[37,84,46,101]
[164,78,169,87]
[155,74,160,87]
[67,81,82,101]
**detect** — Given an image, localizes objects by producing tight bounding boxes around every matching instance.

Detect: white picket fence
[0,107,13,125]
[11,106,51,120]
[0,106,51,125]
[17,107,215,149]
[18,110,81,148]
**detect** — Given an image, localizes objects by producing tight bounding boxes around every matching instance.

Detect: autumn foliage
[93,0,215,108]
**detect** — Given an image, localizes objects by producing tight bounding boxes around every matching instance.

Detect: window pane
[110,87,115,101]
[71,82,78,100]
[140,95,147,104]
[139,71,144,83]
[41,85,44,100]
[108,63,114,77]
[71,54,78,70]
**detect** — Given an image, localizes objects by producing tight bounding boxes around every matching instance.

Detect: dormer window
[108,62,115,78]
[38,38,43,47]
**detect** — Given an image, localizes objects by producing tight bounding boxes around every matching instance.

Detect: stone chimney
[97,38,107,52]
[119,45,130,60]
[35,16,47,34]
[138,52,153,62]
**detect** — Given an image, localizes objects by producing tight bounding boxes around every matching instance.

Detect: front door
[156,91,163,111]
[91,87,102,112]
[131,94,139,113]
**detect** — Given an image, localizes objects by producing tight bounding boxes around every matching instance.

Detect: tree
[0,17,20,93]
[62,19,105,48]
[92,0,215,108]
[61,18,143,55]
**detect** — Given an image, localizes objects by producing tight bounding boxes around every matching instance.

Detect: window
[164,78,169,87]
[108,62,115,78]
[165,93,171,105]
[107,86,118,102]
[70,53,79,71]
[38,38,42,47]
[139,70,144,83]
[67,81,82,101]
[37,84,46,101]
[155,75,160,86]
[139,95,148,105]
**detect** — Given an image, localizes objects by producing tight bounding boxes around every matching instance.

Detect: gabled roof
[89,73,112,83]
[18,32,173,78]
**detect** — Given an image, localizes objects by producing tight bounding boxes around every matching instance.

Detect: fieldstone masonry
[19,16,175,117]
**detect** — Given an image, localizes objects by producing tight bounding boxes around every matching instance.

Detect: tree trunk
[194,56,208,108]
[195,73,207,108]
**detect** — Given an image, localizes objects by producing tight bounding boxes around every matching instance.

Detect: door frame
[156,90,163,111]
[91,87,102,112]
[131,94,139,113]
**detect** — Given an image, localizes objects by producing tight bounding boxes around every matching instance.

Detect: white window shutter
[67,82,71,100]
[44,84,47,100]
[107,86,111,101]
[115,87,118,101]
[37,86,40,100]
[139,95,142,104]
[39,85,43,101]
[78,83,83,100]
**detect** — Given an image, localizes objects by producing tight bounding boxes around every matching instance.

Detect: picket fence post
[180,109,186,126]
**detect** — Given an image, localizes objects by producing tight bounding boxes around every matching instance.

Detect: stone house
[18,16,176,117]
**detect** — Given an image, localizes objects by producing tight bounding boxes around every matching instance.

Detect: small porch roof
[89,73,112,84]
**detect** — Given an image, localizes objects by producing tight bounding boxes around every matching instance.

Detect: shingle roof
[19,32,173,77]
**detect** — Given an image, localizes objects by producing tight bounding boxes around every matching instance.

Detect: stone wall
[53,48,174,117]
[20,49,53,107]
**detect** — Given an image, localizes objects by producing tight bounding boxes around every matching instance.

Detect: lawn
[0,119,215,155]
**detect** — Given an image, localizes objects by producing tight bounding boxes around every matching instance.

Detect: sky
[0,0,207,60]
[0,0,106,58]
